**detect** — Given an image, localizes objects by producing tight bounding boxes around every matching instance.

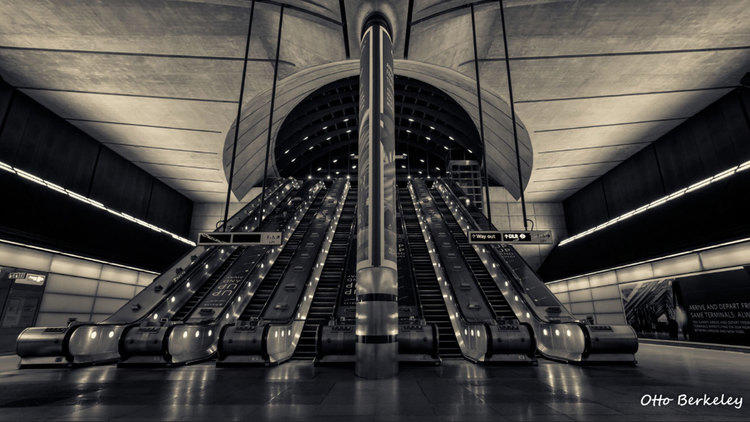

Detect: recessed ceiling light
[425,136,431,140]
[322,126,328,130]
[308,146,314,150]
[430,126,435,130]
[406,129,411,133]
[303,136,308,141]
[326,137,331,140]
[332,159,338,163]
[467,149,473,154]
[443,145,449,150]
[448,136,454,141]
[408,118,414,122]
[284,149,289,154]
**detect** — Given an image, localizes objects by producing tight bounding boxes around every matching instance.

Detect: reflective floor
[1,344,748,421]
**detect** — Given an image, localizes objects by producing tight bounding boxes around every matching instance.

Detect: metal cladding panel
[357,25,397,273]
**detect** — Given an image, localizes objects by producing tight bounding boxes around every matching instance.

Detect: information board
[468,230,552,244]
[197,232,281,246]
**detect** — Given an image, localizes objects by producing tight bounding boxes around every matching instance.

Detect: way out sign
[469,230,552,244]
[197,232,282,246]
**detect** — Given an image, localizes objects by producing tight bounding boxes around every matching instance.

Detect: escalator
[399,187,461,358]
[169,249,244,322]
[438,179,638,364]
[428,186,515,320]
[219,180,351,365]
[16,179,295,367]
[116,182,311,366]
[293,188,356,359]
[235,188,327,323]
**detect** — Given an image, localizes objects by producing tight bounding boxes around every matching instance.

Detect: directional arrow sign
[197,232,282,246]
[468,230,553,244]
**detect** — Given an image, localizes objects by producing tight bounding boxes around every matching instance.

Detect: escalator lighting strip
[0,159,195,246]
[559,158,750,247]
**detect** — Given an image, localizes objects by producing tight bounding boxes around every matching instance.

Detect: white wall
[546,238,750,326]
[0,241,156,327]
[488,186,567,270]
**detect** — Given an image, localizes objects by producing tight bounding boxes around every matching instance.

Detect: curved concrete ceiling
[222,59,533,201]
[1,0,747,203]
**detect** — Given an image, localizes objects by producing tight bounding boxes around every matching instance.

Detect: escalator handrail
[396,192,426,320]
[102,179,293,325]
[425,185,517,324]
[437,178,575,324]
[250,187,328,321]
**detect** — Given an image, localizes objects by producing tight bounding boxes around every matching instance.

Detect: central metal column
[355,13,398,379]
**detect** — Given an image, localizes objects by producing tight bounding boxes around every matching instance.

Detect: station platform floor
[0,343,748,421]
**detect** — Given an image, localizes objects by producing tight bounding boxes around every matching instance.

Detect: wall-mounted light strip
[559,159,750,246]
[0,160,195,246]
[0,237,159,274]
[548,236,750,287]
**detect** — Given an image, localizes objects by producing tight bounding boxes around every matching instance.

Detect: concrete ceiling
[0,0,747,203]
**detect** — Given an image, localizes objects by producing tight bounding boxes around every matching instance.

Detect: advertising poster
[621,268,750,346]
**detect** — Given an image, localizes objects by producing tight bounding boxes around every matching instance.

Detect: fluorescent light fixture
[0,237,158,274]
[0,159,195,246]
[559,159,750,247]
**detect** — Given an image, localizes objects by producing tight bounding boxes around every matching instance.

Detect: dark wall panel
[0,83,11,124]
[601,145,664,217]
[146,180,193,236]
[10,103,101,193]
[544,87,750,280]
[89,148,153,220]
[541,168,750,280]
[563,180,608,235]
[0,77,193,270]
[0,93,33,164]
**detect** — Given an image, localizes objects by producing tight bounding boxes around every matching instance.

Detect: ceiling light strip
[0,159,195,246]
[559,159,750,247]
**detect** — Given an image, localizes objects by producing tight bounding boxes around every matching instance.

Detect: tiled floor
[1,344,748,421]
